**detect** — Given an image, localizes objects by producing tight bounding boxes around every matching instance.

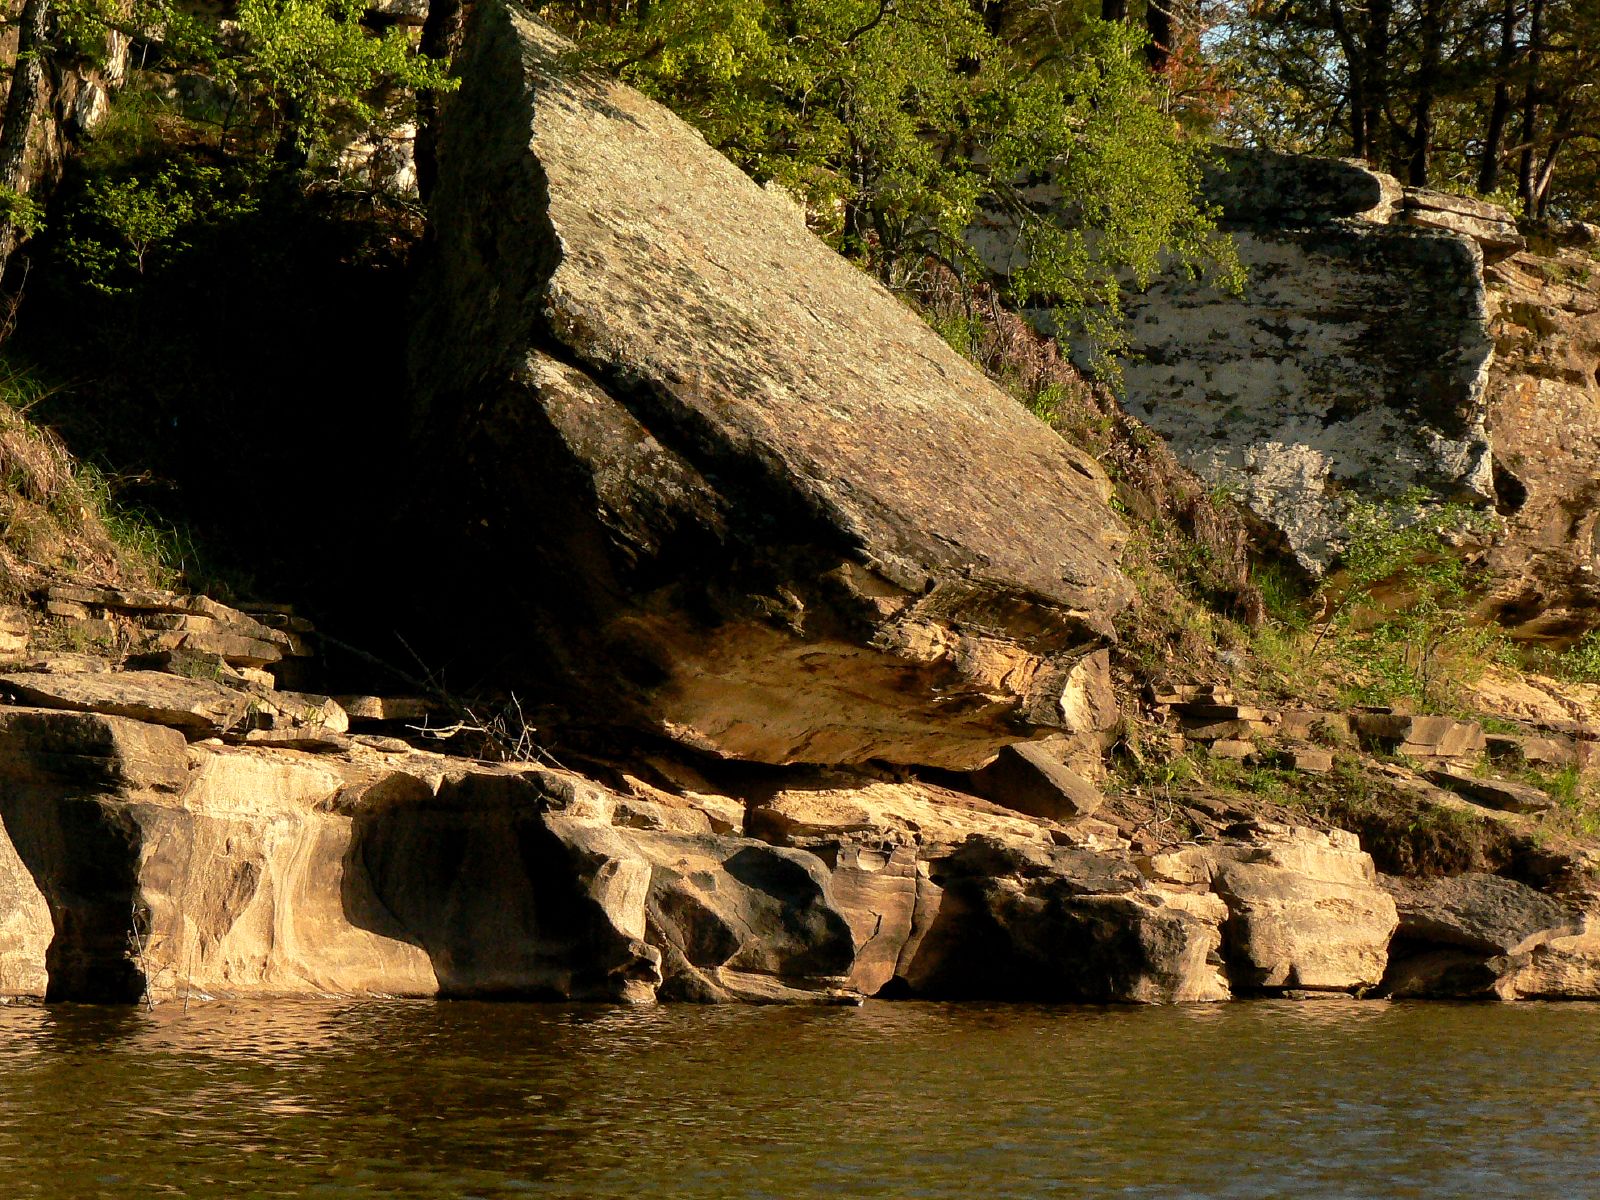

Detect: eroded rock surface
[1145,824,1398,994]
[410,0,1130,769]
[969,148,1496,572]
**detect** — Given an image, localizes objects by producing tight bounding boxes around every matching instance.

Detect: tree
[539,0,1237,365]
[1211,0,1600,213]
[0,0,455,285]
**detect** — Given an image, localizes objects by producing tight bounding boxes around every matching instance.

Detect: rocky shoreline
[0,1,1598,1010]
[0,581,1595,1007]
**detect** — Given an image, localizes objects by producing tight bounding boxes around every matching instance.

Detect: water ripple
[0,999,1594,1197]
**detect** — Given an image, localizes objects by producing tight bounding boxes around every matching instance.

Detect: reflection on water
[3,998,1597,1198]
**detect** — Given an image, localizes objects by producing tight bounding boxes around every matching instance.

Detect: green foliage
[1552,629,1600,684]
[1251,559,1311,632]
[68,460,196,584]
[0,188,44,240]
[58,161,257,293]
[543,0,1237,366]
[223,0,456,160]
[1312,496,1495,708]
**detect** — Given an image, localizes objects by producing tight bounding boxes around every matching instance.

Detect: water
[4,998,1599,1199]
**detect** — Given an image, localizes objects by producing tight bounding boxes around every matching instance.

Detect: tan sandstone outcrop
[1144,824,1398,994]
[409,0,1130,770]
[0,684,1440,1006]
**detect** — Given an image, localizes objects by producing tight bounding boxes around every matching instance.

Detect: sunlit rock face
[971,148,1501,574]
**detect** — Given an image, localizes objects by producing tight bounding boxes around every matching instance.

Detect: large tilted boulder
[409,0,1130,770]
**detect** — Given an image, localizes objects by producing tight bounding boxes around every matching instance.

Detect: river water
[6,998,1598,1198]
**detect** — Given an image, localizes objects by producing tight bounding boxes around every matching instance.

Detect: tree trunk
[0,0,52,281]
[1101,0,1127,23]
[1477,0,1517,194]
[1530,103,1574,217]
[1407,0,1442,186]
[1327,0,1368,159]
[1362,0,1392,166]
[1145,0,1174,72]
[1517,0,1545,208]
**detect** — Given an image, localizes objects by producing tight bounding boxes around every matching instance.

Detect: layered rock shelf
[0,573,1593,1006]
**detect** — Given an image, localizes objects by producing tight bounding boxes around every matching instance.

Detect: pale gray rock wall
[970,148,1502,572]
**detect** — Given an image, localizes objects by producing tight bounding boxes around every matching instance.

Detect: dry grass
[0,370,162,599]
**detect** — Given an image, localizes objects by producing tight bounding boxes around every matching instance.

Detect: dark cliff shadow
[0,791,147,1003]
[337,785,652,1000]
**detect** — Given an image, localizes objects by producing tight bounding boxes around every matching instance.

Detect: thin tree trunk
[1531,104,1574,217]
[1327,0,1368,158]
[1101,0,1127,23]
[1517,0,1545,207]
[1477,0,1518,194]
[0,0,52,281]
[1408,0,1442,185]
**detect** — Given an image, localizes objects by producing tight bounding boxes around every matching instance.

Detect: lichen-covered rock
[410,0,1130,770]
[968,149,1496,572]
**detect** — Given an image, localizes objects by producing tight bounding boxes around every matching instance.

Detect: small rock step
[1424,768,1558,815]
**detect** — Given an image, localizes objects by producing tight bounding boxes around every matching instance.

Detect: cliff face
[1481,233,1600,638]
[6,9,1600,1012]
[971,147,1600,638]
[409,1,1131,769]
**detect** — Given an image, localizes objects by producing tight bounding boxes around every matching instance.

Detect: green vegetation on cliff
[541,0,1239,358]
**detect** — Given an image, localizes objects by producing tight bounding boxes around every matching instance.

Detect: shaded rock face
[898,838,1230,1003]
[1480,239,1600,638]
[1380,872,1581,999]
[968,148,1496,572]
[410,0,1130,769]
